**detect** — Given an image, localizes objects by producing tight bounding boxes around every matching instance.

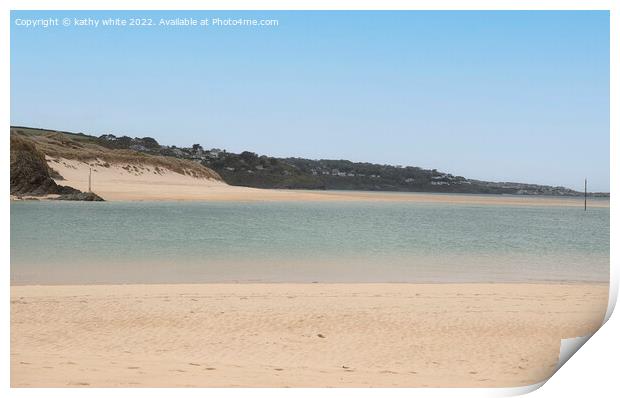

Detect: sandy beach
[11,159,610,387]
[42,158,609,207]
[11,283,608,387]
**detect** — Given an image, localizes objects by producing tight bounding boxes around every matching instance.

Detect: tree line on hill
[91,133,591,196]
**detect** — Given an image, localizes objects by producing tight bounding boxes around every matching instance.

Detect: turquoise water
[10,199,609,284]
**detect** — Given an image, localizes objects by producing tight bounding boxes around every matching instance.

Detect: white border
[2,1,616,397]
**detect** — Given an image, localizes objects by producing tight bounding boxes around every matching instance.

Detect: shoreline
[12,282,608,387]
[24,157,606,206]
[10,280,610,286]
[10,189,610,207]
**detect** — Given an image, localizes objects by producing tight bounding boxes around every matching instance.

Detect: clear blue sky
[11,11,610,191]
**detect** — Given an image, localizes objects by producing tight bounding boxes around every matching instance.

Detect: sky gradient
[10,11,610,191]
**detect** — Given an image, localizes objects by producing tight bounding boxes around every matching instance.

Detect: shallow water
[10,198,609,284]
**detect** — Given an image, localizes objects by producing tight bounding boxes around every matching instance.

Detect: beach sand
[44,158,608,207]
[11,283,608,387]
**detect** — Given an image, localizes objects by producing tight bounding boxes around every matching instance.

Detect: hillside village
[89,130,593,196]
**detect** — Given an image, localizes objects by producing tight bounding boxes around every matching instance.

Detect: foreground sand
[11,283,608,387]
[43,157,609,207]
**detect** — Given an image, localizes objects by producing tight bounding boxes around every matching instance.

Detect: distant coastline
[10,126,610,202]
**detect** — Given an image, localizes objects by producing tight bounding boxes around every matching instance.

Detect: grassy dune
[10,127,222,181]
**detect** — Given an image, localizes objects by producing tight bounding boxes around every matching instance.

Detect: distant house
[329,169,348,177]
[129,144,148,151]
[405,178,415,183]
[208,149,223,158]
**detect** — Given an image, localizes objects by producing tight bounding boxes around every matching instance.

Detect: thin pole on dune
[89,167,92,193]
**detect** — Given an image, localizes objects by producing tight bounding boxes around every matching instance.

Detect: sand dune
[45,157,608,206]
[11,283,607,387]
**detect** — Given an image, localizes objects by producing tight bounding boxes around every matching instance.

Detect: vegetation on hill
[203,154,587,195]
[10,126,606,197]
[10,127,222,181]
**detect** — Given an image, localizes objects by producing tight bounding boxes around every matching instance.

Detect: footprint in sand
[127,366,140,370]
[204,367,216,371]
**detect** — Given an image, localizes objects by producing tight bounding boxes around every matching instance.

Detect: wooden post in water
[88,167,92,193]
[584,178,587,211]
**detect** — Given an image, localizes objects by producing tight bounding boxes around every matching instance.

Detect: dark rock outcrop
[55,192,104,201]
[10,135,104,201]
[11,136,63,195]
